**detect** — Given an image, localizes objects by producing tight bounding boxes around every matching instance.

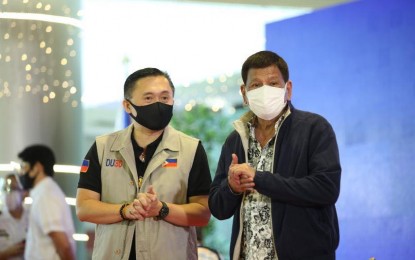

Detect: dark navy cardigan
[209,105,341,260]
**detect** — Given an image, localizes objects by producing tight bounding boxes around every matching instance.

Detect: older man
[209,50,341,260]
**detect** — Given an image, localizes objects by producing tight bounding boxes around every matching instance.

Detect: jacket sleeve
[255,117,341,207]
[208,132,243,220]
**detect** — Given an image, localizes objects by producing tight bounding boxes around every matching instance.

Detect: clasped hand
[125,185,160,221]
[228,153,255,194]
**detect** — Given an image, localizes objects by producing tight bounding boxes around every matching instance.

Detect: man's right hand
[126,185,159,220]
[228,153,255,194]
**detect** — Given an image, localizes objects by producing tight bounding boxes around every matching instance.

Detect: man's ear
[240,85,248,105]
[286,80,293,101]
[123,99,132,114]
[32,161,43,175]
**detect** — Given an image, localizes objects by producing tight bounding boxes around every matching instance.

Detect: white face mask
[246,84,287,120]
[6,190,23,211]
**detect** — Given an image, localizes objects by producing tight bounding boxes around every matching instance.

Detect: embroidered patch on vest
[80,159,89,173]
[105,159,123,168]
[162,158,177,168]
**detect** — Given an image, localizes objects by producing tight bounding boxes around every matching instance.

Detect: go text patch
[106,159,123,168]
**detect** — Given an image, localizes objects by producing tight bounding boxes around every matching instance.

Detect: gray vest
[93,125,199,260]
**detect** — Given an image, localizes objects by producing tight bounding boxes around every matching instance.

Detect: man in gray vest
[76,68,212,260]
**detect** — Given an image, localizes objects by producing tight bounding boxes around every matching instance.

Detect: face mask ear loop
[13,173,24,191]
[241,86,249,106]
[283,82,288,103]
[126,99,138,118]
[243,93,249,106]
[126,99,133,110]
[31,162,42,181]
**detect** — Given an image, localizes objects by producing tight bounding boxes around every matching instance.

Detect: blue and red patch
[162,158,177,168]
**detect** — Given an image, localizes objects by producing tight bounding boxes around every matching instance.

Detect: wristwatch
[155,201,169,220]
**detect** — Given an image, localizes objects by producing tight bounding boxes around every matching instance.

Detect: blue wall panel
[266,0,415,259]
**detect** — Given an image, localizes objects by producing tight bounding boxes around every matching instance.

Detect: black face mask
[128,101,173,131]
[19,172,36,190]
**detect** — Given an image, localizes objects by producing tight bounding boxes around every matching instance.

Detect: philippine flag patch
[80,159,90,173]
[162,158,177,168]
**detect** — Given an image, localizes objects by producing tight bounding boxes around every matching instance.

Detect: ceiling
[153,0,354,9]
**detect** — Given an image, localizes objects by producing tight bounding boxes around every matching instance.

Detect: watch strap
[155,201,169,220]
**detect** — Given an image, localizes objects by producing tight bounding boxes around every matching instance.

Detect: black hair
[241,50,289,84]
[123,67,175,99]
[18,144,55,177]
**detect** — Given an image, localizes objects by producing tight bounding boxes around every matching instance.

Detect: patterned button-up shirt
[240,111,288,260]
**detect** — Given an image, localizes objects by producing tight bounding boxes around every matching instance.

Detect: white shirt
[25,177,76,260]
[0,206,29,260]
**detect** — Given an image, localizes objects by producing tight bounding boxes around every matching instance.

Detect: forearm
[162,202,210,227]
[56,246,76,260]
[0,242,25,259]
[50,232,75,260]
[0,250,10,259]
[76,199,123,224]
[76,188,125,224]
[255,170,340,206]
[209,178,242,220]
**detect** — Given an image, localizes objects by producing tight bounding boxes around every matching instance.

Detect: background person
[0,174,28,260]
[209,50,341,260]
[196,227,222,260]
[76,67,212,260]
[18,144,76,260]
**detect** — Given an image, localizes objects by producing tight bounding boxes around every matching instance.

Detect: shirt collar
[246,105,291,136]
